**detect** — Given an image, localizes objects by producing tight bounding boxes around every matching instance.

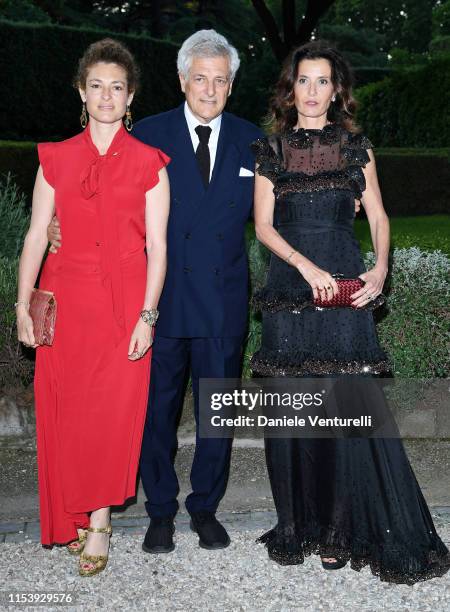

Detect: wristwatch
[140,308,159,326]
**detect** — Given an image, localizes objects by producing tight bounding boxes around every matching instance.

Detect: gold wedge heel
[78,525,112,577]
[66,529,88,556]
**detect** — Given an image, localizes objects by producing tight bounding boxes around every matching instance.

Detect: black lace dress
[251,124,450,584]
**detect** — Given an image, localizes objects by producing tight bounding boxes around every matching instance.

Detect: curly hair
[74,38,140,93]
[268,40,359,133]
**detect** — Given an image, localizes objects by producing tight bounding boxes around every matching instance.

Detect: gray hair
[177,29,240,81]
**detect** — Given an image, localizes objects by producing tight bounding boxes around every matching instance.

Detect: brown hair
[268,40,359,133]
[74,38,140,92]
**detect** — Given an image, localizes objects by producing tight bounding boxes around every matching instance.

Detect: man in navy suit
[133,30,262,553]
[47,30,262,552]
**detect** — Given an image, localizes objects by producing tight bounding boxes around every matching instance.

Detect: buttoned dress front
[34,125,169,545]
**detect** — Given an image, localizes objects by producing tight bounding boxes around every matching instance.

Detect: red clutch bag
[29,289,57,346]
[313,277,364,308]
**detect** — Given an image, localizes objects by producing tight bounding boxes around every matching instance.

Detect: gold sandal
[78,525,112,577]
[66,529,88,556]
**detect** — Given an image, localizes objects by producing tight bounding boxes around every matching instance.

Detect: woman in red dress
[16,39,170,576]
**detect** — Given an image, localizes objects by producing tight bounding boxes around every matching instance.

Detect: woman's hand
[16,306,38,348]
[351,266,387,308]
[128,318,153,361]
[295,258,339,301]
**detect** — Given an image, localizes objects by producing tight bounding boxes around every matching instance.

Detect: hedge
[2,20,450,148]
[372,151,450,216]
[0,19,182,141]
[0,142,37,200]
[356,56,450,147]
[1,141,448,216]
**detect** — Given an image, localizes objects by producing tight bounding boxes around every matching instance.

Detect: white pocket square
[239,167,254,177]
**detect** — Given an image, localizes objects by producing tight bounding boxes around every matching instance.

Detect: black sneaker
[189,512,230,550]
[142,517,175,554]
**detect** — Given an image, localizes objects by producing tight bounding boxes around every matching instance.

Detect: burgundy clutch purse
[29,289,57,346]
[313,277,365,308]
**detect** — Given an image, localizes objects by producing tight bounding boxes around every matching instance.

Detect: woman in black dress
[251,41,450,584]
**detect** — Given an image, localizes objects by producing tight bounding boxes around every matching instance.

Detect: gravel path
[1,514,449,612]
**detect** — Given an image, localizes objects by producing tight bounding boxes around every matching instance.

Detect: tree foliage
[250,0,335,60]
[2,1,446,63]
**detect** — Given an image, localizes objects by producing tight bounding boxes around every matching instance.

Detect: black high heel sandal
[321,557,347,570]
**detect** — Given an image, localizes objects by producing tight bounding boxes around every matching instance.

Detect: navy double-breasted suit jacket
[133,104,263,338]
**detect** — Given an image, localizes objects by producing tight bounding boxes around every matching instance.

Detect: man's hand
[354,199,361,214]
[48,215,62,253]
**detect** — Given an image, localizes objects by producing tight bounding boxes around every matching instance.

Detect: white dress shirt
[184,102,222,181]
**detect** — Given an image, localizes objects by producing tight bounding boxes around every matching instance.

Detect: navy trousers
[139,335,243,518]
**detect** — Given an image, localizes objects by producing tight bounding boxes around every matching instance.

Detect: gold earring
[80,102,88,128]
[124,105,133,132]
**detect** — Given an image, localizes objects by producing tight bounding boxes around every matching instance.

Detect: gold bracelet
[286,250,297,263]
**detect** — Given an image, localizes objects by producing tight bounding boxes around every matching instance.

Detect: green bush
[242,239,269,379]
[0,173,30,258]
[367,248,450,378]
[356,56,450,147]
[0,19,181,141]
[0,256,35,389]
[0,175,33,389]
[0,143,37,202]
[244,242,450,380]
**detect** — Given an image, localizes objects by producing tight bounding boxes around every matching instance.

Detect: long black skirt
[260,435,450,584]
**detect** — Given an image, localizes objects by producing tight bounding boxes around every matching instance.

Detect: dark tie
[195,125,212,187]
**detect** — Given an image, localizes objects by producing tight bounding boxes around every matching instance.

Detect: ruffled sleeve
[251,137,282,184]
[359,134,373,150]
[143,147,171,192]
[342,132,373,168]
[37,142,55,188]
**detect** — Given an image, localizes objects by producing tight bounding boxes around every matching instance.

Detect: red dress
[34,124,169,545]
